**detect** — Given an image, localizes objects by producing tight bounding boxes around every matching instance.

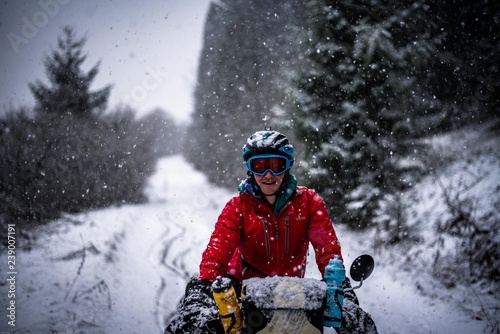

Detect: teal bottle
[324,255,345,328]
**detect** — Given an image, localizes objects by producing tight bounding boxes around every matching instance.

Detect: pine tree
[1,26,158,226]
[184,0,310,188]
[292,0,424,229]
[416,0,499,129]
[29,26,111,117]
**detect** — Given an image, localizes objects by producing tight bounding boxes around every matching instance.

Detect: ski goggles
[246,155,293,176]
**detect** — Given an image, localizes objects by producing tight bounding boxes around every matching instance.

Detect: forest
[182,0,500,297]
[185,0,498,225]
[0,0,499,331]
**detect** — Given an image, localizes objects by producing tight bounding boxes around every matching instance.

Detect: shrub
[0,107,157,230]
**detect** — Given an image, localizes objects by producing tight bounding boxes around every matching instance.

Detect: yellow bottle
[212,277,243,334]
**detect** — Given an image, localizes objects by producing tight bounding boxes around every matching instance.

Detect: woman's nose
[263,170,273,177]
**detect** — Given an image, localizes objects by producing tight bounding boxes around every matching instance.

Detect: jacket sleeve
[306,190,343,277]
[199,197,242,281]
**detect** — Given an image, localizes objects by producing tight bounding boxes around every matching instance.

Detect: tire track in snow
[145,156,233,331]
[155,220,191,279]
[148,207,205,331]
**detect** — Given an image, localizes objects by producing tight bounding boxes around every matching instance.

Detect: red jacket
[199,184,342,281]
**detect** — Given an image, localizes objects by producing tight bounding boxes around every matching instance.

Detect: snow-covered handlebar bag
[242,276,327,334]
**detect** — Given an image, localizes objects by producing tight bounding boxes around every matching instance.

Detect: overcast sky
[0,0,211,123]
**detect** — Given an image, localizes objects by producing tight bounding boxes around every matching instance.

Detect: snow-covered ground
[1,126,498,333]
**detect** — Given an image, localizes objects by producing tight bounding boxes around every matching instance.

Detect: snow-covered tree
[292,0,425,229]
[138,109,184,157]
[29,26,111,118]
[184,0,309,188]
[417,0,500,129]
[0,27,160,228]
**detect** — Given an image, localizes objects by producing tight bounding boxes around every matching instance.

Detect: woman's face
[253,171,285,196]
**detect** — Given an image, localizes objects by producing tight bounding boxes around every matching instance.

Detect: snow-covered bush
[0,107,159,230]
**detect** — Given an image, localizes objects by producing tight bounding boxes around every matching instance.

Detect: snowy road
[0,155,491,333]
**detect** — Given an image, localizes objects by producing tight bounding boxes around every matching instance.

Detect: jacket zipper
[261,219,271,254]
[284,216,290,254]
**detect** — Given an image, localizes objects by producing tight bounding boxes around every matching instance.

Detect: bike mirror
[350,254,374,282]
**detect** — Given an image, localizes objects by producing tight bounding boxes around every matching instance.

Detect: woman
[166,130,377,334]
[199,130,342,281]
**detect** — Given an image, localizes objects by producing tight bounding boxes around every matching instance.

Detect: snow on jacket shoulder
[199,186,342,281]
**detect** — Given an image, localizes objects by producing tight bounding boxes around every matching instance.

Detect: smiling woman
[163,130,374,334]
[0,0,210,123]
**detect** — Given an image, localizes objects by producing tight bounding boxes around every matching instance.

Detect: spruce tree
[184,0,309,188]
[292,0,424,229]
[2,26,157,226]
[29,26,111,117]
[416,0,499,129]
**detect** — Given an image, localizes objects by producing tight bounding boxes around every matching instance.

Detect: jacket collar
[238,174,297,215]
